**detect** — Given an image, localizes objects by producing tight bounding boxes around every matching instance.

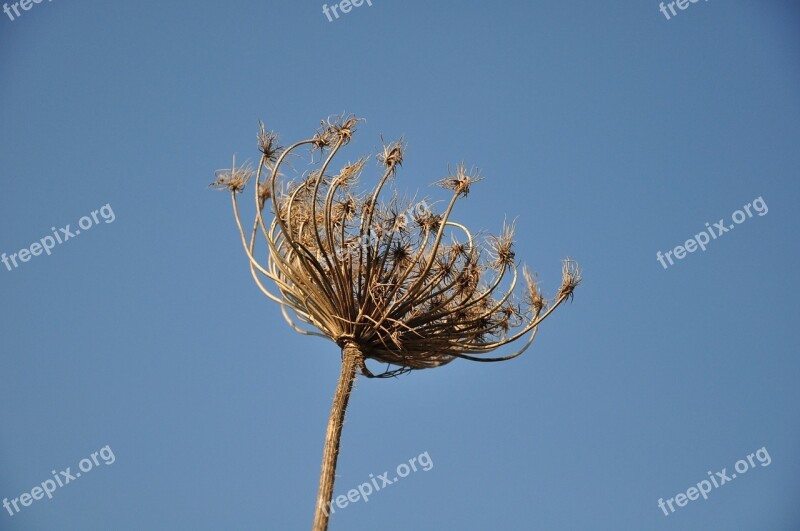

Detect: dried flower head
[312,114,363,154]
[436,162,482,197]
[378,137,405,169]
[211,157,253,193]
[216,115,579,377]
[489,220,516,270]
[558,258,582,301]
[257,182,272,210]
[214,119,581,530]
[257,121,282,162]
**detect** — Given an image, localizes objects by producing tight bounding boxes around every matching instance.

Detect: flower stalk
[313,342,361,531]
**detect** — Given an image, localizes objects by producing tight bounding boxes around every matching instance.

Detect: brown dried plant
[213,114,580,530]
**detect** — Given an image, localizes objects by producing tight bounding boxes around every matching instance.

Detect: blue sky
[1,1,799,529]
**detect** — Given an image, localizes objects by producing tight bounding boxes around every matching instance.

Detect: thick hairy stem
[312,343,361,531]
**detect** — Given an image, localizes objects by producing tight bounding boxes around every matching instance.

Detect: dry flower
[213,115,579,531]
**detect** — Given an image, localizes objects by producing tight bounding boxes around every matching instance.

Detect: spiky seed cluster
[257,121,282,162]
[557,259,581,301]
[257,183,272,211]
[378,137,405,169]
[312,115,362,153]
[522,266,546,315]
[489,221,517,269]
[211,158,253,193]
[436,163,482,197]
[217,115,579,377]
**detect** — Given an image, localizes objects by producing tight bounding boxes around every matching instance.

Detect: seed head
[490,221,516,269]
[215,115,579,376]
[436,163,482,197]
[378,137,405,169]
[557,259,582,301]
[257,121,282,163]
[211,158,253,193]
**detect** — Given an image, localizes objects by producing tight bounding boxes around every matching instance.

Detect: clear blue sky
[1,1,799,529]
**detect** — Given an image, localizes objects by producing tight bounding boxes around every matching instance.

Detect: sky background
[1,1,799,530]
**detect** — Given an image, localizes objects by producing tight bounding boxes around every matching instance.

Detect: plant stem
[312,343,360,531]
